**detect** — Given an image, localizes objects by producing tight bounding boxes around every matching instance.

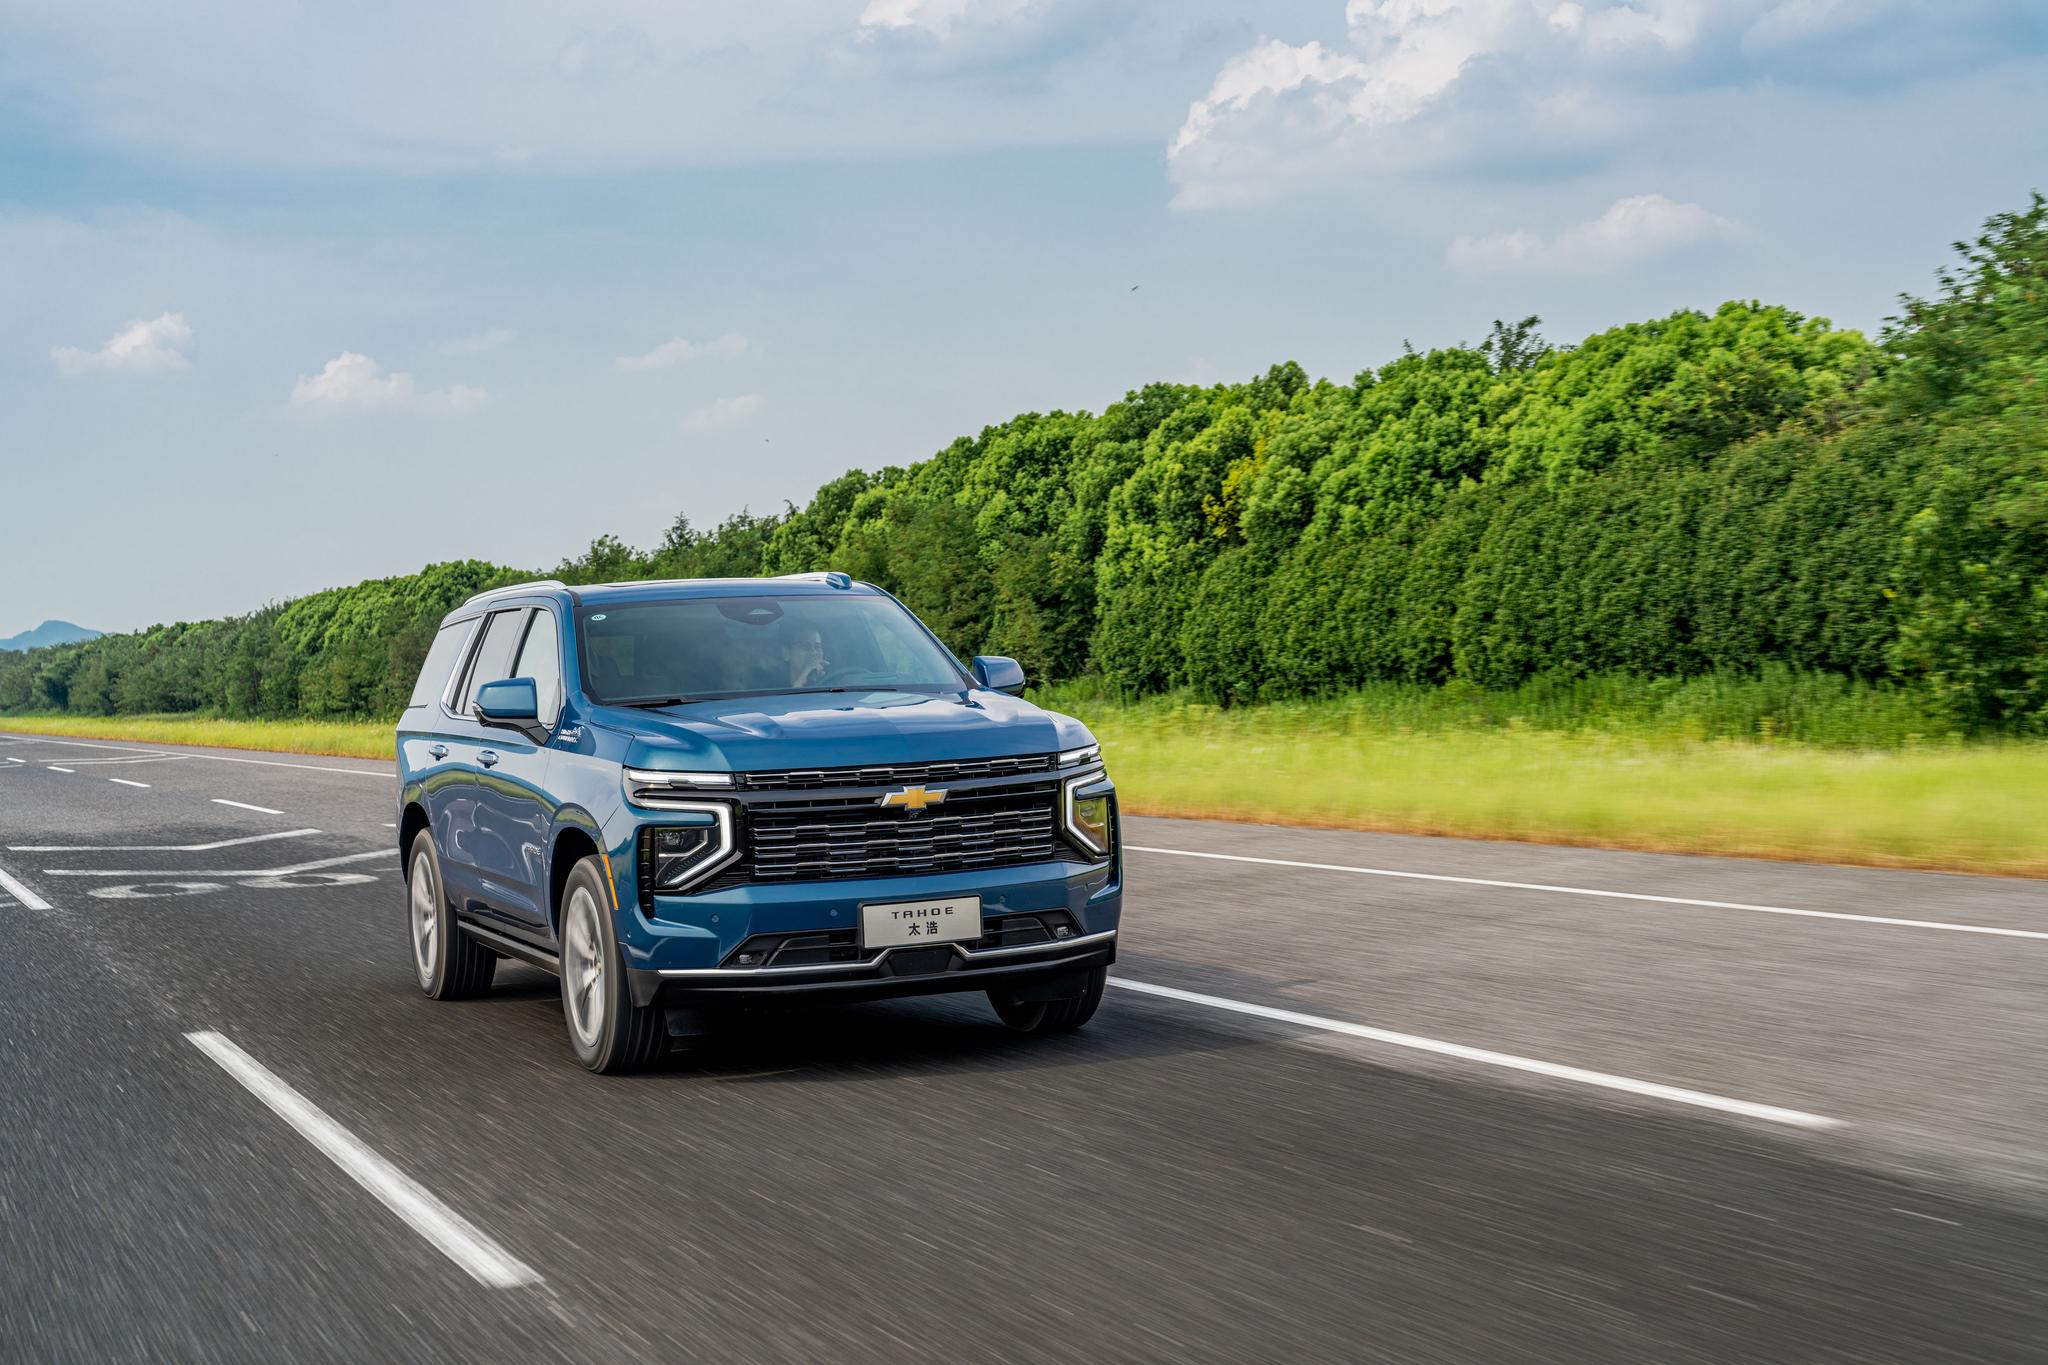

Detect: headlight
[636,805,738,899]
[625,768,733,807]
[1062,768,1115,858]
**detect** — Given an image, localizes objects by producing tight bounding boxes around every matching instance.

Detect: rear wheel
[559,857,665,1074]
[406,831,495,1000]
[988,965,1107,1034]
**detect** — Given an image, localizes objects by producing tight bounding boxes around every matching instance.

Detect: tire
[988,965,1108,1035]
[557,856,665,1074]
[406,830,495,1000]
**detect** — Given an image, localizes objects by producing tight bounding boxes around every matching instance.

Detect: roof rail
[461,578,567,607]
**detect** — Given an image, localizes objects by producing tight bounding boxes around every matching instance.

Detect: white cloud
[289,352,486,416]
[0,2,1195,175]
[857,0,1041,39]
[51,312,193,376]
[1169,1,1567,208]
[1447,193,1742,273]
[1167,0,2046,208]
[615,332,749,372]
[1,1,2036,179]
[439,327,516,355]
[681,394,766,432]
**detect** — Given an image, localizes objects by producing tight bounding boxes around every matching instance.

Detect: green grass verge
[0,713,392,760]
[7,688,2045,876]
[1032,685,2048,878]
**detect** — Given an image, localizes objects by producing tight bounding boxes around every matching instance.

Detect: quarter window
[408,620,475,710]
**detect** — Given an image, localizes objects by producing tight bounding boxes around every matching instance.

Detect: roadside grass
[7,676,2045,876]
[1031,682,2048,877]
[0,713,391,760]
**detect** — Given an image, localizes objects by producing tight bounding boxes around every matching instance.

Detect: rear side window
[512,611,563,728]
[407,620,476,710]
[458,609,531,712]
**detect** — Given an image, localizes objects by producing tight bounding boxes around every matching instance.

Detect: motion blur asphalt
[2,731,2043,1363]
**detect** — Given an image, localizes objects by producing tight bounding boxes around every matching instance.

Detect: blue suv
[396,574,1121,1072]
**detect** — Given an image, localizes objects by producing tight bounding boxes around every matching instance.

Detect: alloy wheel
[564,885,606,1047]
[409,851,439,981]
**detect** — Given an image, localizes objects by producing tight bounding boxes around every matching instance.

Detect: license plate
[860,895,982,949]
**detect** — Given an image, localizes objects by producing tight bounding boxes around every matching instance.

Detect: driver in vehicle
[783,625,828,688]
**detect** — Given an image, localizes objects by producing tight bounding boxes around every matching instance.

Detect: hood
[596,687,1092,774]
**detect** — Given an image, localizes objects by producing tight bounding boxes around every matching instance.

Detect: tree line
[5,196,2043,733]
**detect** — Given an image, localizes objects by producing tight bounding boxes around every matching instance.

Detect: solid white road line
[0,733,387,778]
[1110,978,1841,1130]
[183,1031,541,1289]
[9,829,323,853]
[213,798,286,815]
[169,752,388,778]
[1127,845,2048,942]
[108,778,151,789]
[46,766,74,773]
[0,863,54,911]
[9,829,322,853]
[35,754,188,766]
[47,850,388,878]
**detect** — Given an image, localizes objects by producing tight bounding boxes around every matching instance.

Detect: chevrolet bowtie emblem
[878,785,948,813]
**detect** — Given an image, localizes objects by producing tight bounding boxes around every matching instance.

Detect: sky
[4,0,2045,636]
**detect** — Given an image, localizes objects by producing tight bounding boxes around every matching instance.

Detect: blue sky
[4,0,2045,635]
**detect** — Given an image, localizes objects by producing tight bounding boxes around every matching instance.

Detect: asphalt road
[2,730,2043,1364]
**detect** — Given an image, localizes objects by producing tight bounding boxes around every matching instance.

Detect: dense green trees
[5,196,2043,731]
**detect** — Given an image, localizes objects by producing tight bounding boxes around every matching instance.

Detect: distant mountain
[0,620,102,652]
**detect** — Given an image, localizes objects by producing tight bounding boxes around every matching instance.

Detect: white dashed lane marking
[212,798,286,816]
[0,863,53,911]
[185,1031,541,1289]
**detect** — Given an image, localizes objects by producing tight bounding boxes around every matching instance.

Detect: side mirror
[474,677,539,724]
[970,655,1026,696]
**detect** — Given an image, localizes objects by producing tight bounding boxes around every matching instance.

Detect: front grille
[737,754,1057,791]
[744,787,1059,883]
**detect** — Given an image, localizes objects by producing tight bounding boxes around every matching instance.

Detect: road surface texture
[2,730,2043,1363]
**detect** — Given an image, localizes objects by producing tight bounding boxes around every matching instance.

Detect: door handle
[428,744,449,760]
[477,750,500,768]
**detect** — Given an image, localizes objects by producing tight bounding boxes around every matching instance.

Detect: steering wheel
[818,665,880,686]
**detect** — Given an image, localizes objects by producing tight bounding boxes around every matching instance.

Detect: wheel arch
[398,800,431,863]
[548,817,608,936]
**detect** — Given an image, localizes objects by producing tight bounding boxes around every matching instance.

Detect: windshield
[575,594,967,705]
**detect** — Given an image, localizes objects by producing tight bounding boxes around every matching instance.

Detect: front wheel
[988,965,1107,1034]
[558,857,665,1074]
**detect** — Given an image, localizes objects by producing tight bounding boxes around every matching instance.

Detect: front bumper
[620,840,1118,936]
[627,925,1116,1008]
